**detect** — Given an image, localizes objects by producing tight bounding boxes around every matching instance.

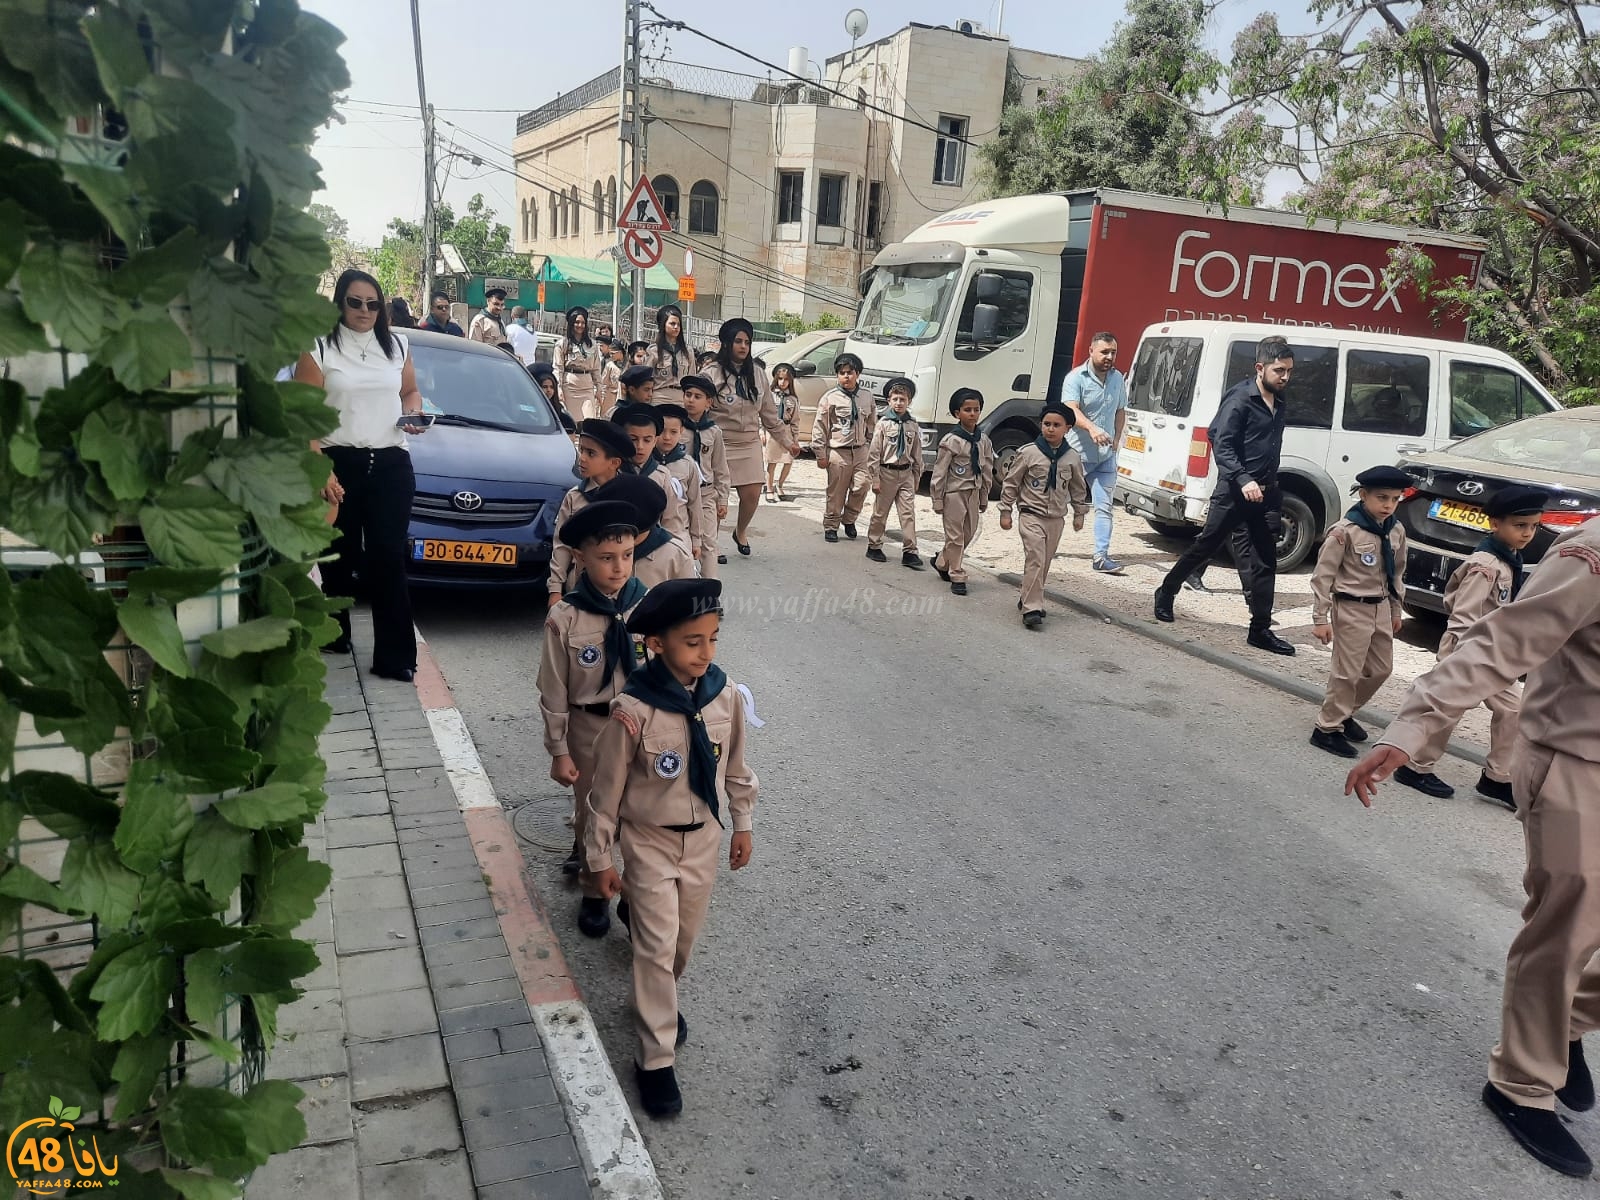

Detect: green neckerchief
[636,524,674,560]
[952,425,981,478]
[1477,535,1526,598]
[622,657,730,825]
[562,573,647,684]
[1346,505,1399,599]
[884,411,913,459]
[1033,437,1071,491]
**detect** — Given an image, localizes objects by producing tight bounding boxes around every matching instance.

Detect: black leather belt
[665,822,704,833]
[882,461,915,471]
[1018,507,1050,519]
[1334,591,1385,605]
[575,702,611,716]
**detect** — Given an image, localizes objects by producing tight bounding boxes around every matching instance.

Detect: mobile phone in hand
[395,413,435,429]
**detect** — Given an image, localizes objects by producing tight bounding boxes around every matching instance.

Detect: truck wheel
[1144,519,1199,541]
[1274,492,1318,572]
[987,426,1033,503]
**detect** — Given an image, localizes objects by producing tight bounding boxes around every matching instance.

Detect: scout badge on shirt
[654,749,684,779]
[1361,552,1377,566]
[953,461,968,476]
[1499,586,1512,603]
[578,644,601,668]
[1029,476,1045,490]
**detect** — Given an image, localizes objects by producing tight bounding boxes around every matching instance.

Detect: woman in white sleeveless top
[293,270,428,682]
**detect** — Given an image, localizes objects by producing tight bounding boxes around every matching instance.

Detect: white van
[1114,321,1562,570]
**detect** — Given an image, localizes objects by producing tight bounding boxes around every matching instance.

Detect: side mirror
[975,272,1003,302]
[972,303,1000,345]
[793,360,818,377]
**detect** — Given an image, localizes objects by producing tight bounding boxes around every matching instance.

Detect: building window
[652,175,680,223]
[606,176,617,225]
[866,180,883,240]
[593,182,604,232]
[1342,349,1429,436]
[934,114,968,186]
[569,185,580,236]
[777,171,804,224]
[689,180,719,235]
[558,191,567,238]
[529,196,538,241]
[818,174,846,228]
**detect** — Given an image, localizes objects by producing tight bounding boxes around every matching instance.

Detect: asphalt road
[414,507,1585,1200]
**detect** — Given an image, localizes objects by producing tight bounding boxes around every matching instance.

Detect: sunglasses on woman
[344,296,382,312]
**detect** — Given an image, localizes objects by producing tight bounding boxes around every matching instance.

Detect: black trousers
[1161,482,1280,631]
[322,446,417,673]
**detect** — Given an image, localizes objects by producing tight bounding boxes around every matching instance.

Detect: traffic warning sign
[618,175,670,231]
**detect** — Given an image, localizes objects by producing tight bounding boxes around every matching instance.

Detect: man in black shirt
[1154,336,1297,656]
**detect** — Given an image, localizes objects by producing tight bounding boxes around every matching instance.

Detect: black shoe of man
[636,1065,683,1119]
[1023,610,1045,630]
[843,523,858,539]
[1153,587,1175,623]
[1394,765,1456,798]
[561,839,582,876]
[677,1013,688,1048]
[616,898,631,938]
[717,553,729,563]
[865,547,887,562]
[951,581,968,596]
[1477,773,1517,811]
[1482,1082,1593,1177]
[1183,572,1211,594]
[824,530,838,543]
[1342,717,1369,743]
[1310,727,1359,759]
[1562,1040,1596,1112]
[902,551,925,570]
[1247,628,1296,656]
[577,896,611,938]
[932,557,951,582]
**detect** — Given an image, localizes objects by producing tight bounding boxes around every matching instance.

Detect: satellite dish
[844,8,869,40]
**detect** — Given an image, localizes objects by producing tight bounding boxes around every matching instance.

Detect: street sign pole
[683,248,694,338]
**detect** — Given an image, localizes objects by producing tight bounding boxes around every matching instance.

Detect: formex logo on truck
[1169,230,1404,314]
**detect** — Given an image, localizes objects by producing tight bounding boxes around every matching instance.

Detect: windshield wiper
[431,413,521,433]
[878,334,919,345]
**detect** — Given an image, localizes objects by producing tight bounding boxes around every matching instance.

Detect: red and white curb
[413,631,664,1200]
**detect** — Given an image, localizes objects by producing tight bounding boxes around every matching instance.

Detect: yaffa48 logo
[6,1095,118,1192]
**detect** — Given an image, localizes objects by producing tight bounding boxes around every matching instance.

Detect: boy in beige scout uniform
[613,404,693,543]
[998,401,1089,630]
[930,387,996,597]
[537,500,649,939]
[1308,465,1410,759]
[590,472,699,588]
[546,419,636,607]
[864,377,926,570]
[653,403,705,555]
[811,352,877,542]
[1392,485,1549,805]
[680,376,730,577]
[586,577,757,1119]
[1346,516,1600,1180]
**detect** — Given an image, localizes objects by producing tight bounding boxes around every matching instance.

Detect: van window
[1343,349,1429,435]
[1449,361,1528,438]
[954,270,1033,360]
[1225,340,1337,429]
[1128,336,1202,417]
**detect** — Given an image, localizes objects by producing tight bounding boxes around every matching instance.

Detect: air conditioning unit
[955,17,986,34]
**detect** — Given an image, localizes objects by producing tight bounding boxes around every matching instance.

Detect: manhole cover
[511,796,573,855]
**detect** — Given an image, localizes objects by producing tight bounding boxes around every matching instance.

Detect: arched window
[520,199,530,242]
[569,185,580,237]
[606,176,617,226]
[593,181,604,232]
[688,180,719,235]
[529,195,538,240]
[651,174,680,223]
[559,190,568,239]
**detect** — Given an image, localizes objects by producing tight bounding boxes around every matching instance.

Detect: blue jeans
[1083,456,1118,560]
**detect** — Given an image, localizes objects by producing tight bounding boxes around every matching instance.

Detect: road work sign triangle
[618,175,670,231]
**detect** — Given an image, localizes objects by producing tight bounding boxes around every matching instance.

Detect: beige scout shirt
[1439,550,1516,657]
[648,462,693,543]
[703,361,796,454]
[1378,522,1600,766]
[645,343,694,400]
[810,387,877,453]
[468,311,508,347]
[866,415,923,478]
[660,455,705,547]
[998,442,1090,521]
[536,600,646,758]
[930,429,996,503]
[634,532,699,589]
[584,684,758,873]
[1309,516,1408,625]
[690,421,731,508]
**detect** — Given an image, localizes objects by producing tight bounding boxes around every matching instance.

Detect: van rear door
[1120,334,1205,509]
[1325,342,1437,496]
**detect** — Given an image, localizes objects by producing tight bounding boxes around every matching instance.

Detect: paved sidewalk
[245,614,591,1200]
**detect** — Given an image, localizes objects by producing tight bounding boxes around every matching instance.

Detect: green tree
[981,0,1247,201]
[308,202,363,276]
[1204,0,1600,402]
[372,195,525,304]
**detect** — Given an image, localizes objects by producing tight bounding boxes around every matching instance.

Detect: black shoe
[676,1013,688,1047]
[843,523,858,539]
[865,547,888,562]
[1023,610,1045,630]
[932,557,951,582]
[902,551,924,570]
[1482,1081,1593,1177]
[322,635,352,656]
[1342,717,1369,743]
[1153,587,1175,623]
[951,581,967,596]
[1562,1040,1595,1112]
[616,897,631,937]
[1246,628,1295,656]
[735,538,751,556]
[636,1065,683,1118]
[1394,765,1456,798]
[717,553,728,563]
[1310,727,1359,759]
[577,896,611,938]
[370,665,415,682]
[1477,773,1516,811]
[824,530,839,543]
[561,839,582,876]
[1183,573,1210,593]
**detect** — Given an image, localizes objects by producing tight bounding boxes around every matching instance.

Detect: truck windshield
[854,263,962,345]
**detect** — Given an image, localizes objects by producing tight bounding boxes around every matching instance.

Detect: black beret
[578,418,634,461]
[1486,485,1550,518]
[678,374,714,397]
[620,364,655,390]
[1040,400,1076,427]
[626,577,723,637]
[654,402,690,425]
[949,387,985,416]
[1353,465,1412,491]
[484,288,507,301]
[883,376,916,399]
[718,317,754,344]
[613,403,664,434]
[590,470,668,526]
[558,500,639,549]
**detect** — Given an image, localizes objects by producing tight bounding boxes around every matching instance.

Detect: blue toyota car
[403,330,576,588]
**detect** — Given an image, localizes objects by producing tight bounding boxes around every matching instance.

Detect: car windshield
[854,262,962,345]
[411,341,561,434]
[1447,411,1600,479]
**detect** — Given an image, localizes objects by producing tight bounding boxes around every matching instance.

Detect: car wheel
[987,425,1033,502]
[1403,602,1445,626]
[1145,518,1199,540]
[1274,492,1318,572]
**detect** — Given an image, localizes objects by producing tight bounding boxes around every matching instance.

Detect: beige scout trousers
[939,490,982,583]
[620,819,722,1070]
[1489,743,1600,1108]
[823,446,871,532]
[1315,599,1392,732]
[1412,643,1520,781]
[1017,511,1064,613]
[697,489,720,579]
[868,463,918,550]
[568,709,610,900]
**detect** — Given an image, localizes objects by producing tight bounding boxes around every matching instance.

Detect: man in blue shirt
[1063,332,1129,573]
[423,291,465,336]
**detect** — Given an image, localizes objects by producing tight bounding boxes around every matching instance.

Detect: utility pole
[409,0,435,311]
[614,0,642,335]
